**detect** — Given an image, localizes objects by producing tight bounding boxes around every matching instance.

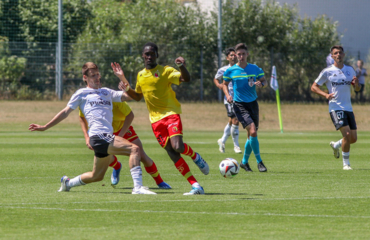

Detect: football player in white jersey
[311,46,361,170]
[29,62,156,194]
[213,47,242,154]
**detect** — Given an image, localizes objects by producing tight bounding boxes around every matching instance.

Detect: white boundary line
[2,205,370,219]
[1,195,370,207]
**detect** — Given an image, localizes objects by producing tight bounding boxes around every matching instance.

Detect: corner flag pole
[270,66,283,133]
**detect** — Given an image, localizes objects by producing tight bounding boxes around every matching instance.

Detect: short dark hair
[142,42,158,53]
[225,47,235,56]
[330,45,344,53]
[82,62,98,76]
[235,43,248,52]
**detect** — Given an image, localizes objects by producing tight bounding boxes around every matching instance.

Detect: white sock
[231,124,240,147]
[130,166,143,189]
[192,182,201,188]
[342,151,350,166]
[67,175,86,188]
[334,139,342,149]
[221,124,231,143]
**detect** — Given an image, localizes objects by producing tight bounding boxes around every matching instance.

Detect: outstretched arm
[111,62,143,101]
[29,106,74,131]
[79,115,93,150]
[175,57,190,83]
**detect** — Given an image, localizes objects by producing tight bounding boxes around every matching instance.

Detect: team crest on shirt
[154,70,160,78]
[346,71,350,76]
[127,130,132,136]
[248,77,255,87]
[101,89,108,96]
[173,126,178,132]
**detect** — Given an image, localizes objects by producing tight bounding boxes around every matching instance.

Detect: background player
[111,42,209,195]
[29,62,156,194]
[223,43,268,172]
[311,45,360,170]
[213,47,241,154]
[79,97,171,189]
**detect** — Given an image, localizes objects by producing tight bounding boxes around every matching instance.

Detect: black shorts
[224,103,236,118]
[89,133,115,158]
[329,110,357,130]
[233,100,259,129]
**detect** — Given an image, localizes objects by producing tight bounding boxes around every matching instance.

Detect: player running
[213,47,242,154]
[79,99,171,189]
[311,45,360,170]
[222,43,268,172]
[111,42,209,195]
[29,62,156,194]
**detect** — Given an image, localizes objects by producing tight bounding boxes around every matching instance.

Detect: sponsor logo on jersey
[331,79,352,86]
[241,72,247,74]
[88,97,111,107]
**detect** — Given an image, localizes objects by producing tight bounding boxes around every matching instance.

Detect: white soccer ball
[219,158,239,178]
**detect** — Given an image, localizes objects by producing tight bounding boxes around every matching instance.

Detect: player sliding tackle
[29,62,156,194]
[111,42,209,195]
[311,45,360,170]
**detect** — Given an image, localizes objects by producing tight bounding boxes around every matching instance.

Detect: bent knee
[91,174,104,182]
[351,137,357,144]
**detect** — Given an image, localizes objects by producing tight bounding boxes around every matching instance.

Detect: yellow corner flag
[270,66,283,133]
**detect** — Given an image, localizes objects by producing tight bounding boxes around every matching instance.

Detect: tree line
[0,0,339,101]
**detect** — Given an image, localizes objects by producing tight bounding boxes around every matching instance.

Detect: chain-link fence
[1,41,368,102]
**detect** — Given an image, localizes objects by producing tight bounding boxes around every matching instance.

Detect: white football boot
[343,165,352,170]
[329,141,340,159]
[132,186,157,194]
[234,146,242,154]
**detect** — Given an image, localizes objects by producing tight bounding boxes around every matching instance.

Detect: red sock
[181,143,197,160]
[109,156,121,170]
[175,158,197,185]
[145,162,164,185]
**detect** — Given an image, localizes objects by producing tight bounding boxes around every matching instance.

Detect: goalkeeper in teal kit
[222,43,268,172]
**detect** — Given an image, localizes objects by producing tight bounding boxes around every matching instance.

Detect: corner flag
[270,66,283,133]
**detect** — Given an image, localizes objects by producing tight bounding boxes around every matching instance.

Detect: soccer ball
[219,158,239,178]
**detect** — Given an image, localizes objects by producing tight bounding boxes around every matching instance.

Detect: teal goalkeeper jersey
[223,63,264,103]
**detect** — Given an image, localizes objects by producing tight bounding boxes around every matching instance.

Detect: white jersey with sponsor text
[215,64,234,104]
[315,64,355,112]
[67,87,123,136]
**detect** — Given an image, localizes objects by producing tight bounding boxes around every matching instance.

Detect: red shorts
[113,125,139,142]
[151,114,183,148]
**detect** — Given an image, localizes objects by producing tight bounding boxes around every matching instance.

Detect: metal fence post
[56,0,63,100]
[200,47,203,101]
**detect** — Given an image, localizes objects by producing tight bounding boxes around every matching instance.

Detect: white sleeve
[315,70,328,86]
[110,89,123,102]
[215,68,224,81]
[67,91,82,109]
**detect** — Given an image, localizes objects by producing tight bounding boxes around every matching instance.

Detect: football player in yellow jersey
[111,42,209,195]
[79,101,171,189]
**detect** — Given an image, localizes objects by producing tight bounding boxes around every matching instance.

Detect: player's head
[142,42,158,69]
[234,43,249,64]
[330,45,345,64]
[82,62,101,89]
[357,59,363,68]
[225,47,237,65]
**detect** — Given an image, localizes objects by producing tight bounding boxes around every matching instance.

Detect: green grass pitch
[1,129,370,239]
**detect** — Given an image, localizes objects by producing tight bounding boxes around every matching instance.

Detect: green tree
[67,0,215,100]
